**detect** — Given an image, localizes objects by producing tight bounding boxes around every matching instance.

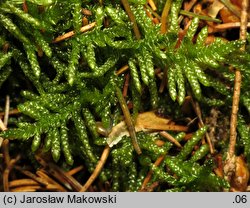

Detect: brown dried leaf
[230,155,250,192]
[219,7,240,23]
[135,111,172,130]
[207,0,225,18]
[107,111,187,147]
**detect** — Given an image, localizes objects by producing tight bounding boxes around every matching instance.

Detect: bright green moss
[0,0,249,192]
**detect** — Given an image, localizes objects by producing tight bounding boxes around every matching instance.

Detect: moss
[0,0,249,191]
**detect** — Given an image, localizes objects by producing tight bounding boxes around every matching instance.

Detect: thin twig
[145,5,161,21]
[67,165,84,176]
[141,128,185,189]
[0,136,4,148]
[4,95,10,127]
[190,97,214,154]
[147,0,157,11]
[36,170,67,192]
[11,186,40,192]
[35,155,82,191]
[220,0,247,19]
[9,179,39,188]
[121,0,141,40]
[3,155,21,192]
[139,181,160,192]
[46,165,82,191]
[122,73,130,97]
[0,117,5,149]
[159,131,182,148]
[229,0,248,158]
[52,22,96,43]
[212,22,250,31]
[14,166,49,186]
[144,123,188,132]
[225,0,248,182]
[179,10,221,23]
[116,87,142,154]
[0,109,19,117]
[116,64,129,75]
[160,0,172,34]
[0,118,7,131]
[178,0,198,22]
[22,0,28,13]
[239,2,249,46]
[145,7,154,20]
[140,155,165,190]
[80,145,110,192]
[159,67,167,93]
[2,139,10,165]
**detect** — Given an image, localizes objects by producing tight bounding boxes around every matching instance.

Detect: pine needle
[80,145,110,192]
[52,22,96,43]
[160,0,172,34]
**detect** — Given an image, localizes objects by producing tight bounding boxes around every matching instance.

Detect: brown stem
[116,87,142,154]
[9,179,39,188]
[35,155,82,191]
[14,166,49,186]
[145,5,161,21]
[4,95,10,127]
[159,67,168,93]
[229,0,248,158]
[11,186,40,192]
[140,155,165,190]
[0,118,7,131]
[212,22,250,31]
[160,0,172,34]
[22,0,28,13]
[225,0,249,182]
[159,131,182,148]
[116,64,129,75]
[2,139,10,165]
[147,0,157,11]
[140,181,159,192]
[36,170,67,192]
[67,165,84,176]
[190,97,214,154]
[220,0,250,19]
[121,0,141,40]
[0,118,7,148]
[3,155,21,192]
[178,0,198,22]
[0,109,19,117]
[52,22,96,43]
[122,73,130,97]
[80,145,110,192]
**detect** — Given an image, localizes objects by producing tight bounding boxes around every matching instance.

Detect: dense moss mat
[0,0,249,191]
